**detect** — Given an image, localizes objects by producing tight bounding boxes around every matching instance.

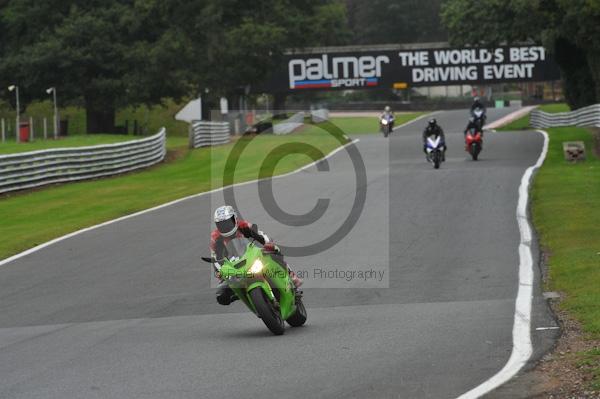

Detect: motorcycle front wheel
[433,152,441,169]
[471,143,480,161]
[250,288,285,335]
[286,298,307,327]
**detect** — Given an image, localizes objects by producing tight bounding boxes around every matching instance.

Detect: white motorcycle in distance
[380,114,394,137]
[426,135,445,169]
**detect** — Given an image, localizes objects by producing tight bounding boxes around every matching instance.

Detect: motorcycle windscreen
[427,137,440,148]
[224,237,251,260]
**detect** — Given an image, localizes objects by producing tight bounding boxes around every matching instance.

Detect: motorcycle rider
[380,105,395,131]
[470,97,487,124]
[423,118,447,161]
[210,205,302,305]
[464,116,484,136]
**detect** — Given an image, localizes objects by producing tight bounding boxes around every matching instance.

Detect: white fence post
[53,114,58,139]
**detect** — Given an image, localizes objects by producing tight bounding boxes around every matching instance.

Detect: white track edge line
[456,129,549,399]
[0,138,362,267]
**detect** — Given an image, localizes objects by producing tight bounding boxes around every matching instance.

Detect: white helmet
[214,205,238,237]
[384,105,391,112]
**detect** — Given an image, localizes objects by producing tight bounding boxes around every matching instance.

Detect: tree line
[0,0,349,133]
[441,0,600,110]
[1,0,596,133]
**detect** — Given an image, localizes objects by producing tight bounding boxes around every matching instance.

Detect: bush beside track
[500,104,600,389]
[0,115,417,261]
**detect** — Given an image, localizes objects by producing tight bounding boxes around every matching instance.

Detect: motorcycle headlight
[381,119,389,125]
[249,259,264,274]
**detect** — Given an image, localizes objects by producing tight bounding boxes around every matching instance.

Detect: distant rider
[423,118,447,160]
[470,96,486,113]
[210,205,302,305]
[380,105,395,131]
[470,97,487,124]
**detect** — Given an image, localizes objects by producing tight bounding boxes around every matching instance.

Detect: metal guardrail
[310,108,329,123]
[0,129,166,194]
[189,121,231,148]
[531,104,600,128]
[274,112,305,135]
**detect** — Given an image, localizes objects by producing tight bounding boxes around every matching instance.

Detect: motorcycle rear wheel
[250,288,285,335]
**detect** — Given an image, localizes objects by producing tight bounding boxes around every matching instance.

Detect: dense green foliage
[345,0,446,44]
[0,0,349,132]
[441,0,600,109]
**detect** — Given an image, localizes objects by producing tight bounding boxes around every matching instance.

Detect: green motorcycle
[203,237,307,335]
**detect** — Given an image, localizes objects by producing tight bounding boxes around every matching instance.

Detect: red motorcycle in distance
[465,128,483,161]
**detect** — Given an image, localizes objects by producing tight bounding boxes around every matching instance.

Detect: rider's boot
[216,282,238,305]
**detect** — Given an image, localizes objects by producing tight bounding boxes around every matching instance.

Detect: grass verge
[0,134,136,155]
[0,134,189,155]
[532,125,600,386]
[319,113,426,135]
[0,116,407,260]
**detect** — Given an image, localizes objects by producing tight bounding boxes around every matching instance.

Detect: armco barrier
[530,104,600,128]
[311,108,329,123]
[0,129,166,194]
[274,112,305,135]
[189,121,231,148]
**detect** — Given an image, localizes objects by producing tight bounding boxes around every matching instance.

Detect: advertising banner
[260,45,561,92]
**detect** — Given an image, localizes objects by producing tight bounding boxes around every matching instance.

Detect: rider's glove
[238,220,250,233]
[263,242,280,254]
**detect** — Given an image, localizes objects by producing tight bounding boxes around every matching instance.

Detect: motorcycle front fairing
[218,238,297,320]
[465,130,482,145]
[381,114,394,124]
[426,136,443,152]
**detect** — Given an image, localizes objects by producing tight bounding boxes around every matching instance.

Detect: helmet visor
[216,217,236,235]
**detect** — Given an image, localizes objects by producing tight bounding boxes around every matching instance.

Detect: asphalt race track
[0,108,557,399]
